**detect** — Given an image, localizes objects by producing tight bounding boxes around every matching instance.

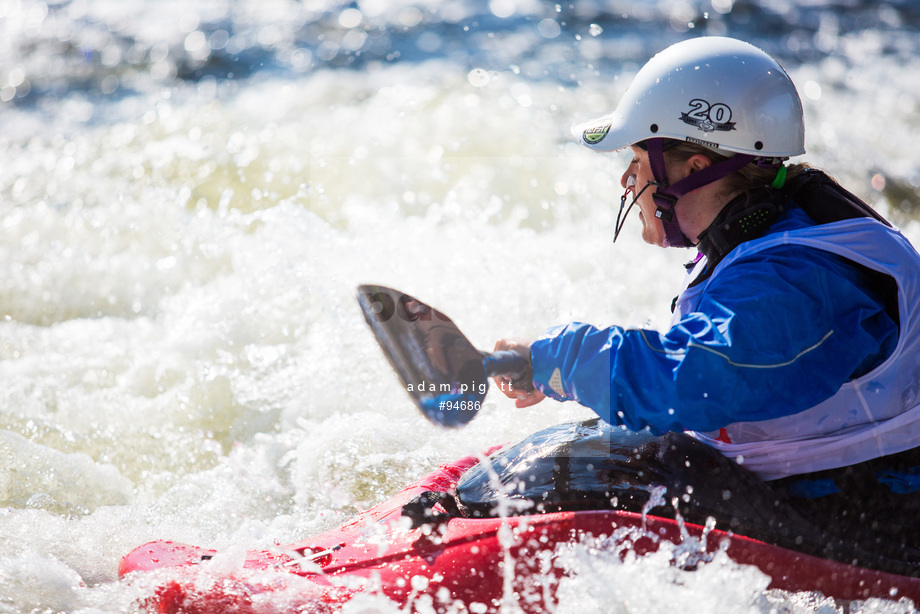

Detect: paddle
[356,284,533,428]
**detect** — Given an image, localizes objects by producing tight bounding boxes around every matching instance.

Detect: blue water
[1,1,920,611]
[6,0,920,96]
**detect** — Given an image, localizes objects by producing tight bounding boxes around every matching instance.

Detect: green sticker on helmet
[583,123,611,145]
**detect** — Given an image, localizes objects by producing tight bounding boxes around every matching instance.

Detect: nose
[620,163,637,189]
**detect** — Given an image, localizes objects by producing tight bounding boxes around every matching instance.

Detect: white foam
[1,30,919,612]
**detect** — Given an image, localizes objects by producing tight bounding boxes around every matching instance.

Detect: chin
[640,230,668,248]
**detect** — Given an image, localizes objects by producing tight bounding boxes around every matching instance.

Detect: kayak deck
[120,447,920,612]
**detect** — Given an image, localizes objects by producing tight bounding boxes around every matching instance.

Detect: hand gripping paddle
[356,284,533,428]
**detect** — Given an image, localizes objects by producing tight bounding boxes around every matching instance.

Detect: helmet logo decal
[680,99,735,133]
[583,123,611,145]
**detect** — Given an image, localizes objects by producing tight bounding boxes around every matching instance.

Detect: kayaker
[494,36,920,535]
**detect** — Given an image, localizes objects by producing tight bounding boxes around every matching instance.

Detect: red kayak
[120,421,920,613]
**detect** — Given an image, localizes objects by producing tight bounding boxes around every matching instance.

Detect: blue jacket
[530,206,899,436]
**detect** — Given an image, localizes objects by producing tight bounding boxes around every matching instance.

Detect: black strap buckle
[653,192,678,223]
[402,491,462,529]
[655,207,674,222]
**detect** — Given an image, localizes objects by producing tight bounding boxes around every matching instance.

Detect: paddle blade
[356,285,487,428]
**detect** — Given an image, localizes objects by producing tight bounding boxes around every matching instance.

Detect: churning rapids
[2,0,920,611]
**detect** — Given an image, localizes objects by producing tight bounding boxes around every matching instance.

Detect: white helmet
[575,37,805,158]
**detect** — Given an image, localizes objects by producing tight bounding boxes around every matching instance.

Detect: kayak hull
[120,452,920,612]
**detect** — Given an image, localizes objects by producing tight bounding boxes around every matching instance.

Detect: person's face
[620,145,667,247]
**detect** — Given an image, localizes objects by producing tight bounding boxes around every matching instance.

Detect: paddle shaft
[483,350,534,391]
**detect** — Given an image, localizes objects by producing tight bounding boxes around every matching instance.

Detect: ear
[687,153,714,173]
[670,153,714,182]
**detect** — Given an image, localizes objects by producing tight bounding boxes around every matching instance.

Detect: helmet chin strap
[645,138,756,248]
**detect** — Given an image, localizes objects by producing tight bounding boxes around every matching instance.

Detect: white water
[2,1,920,612]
